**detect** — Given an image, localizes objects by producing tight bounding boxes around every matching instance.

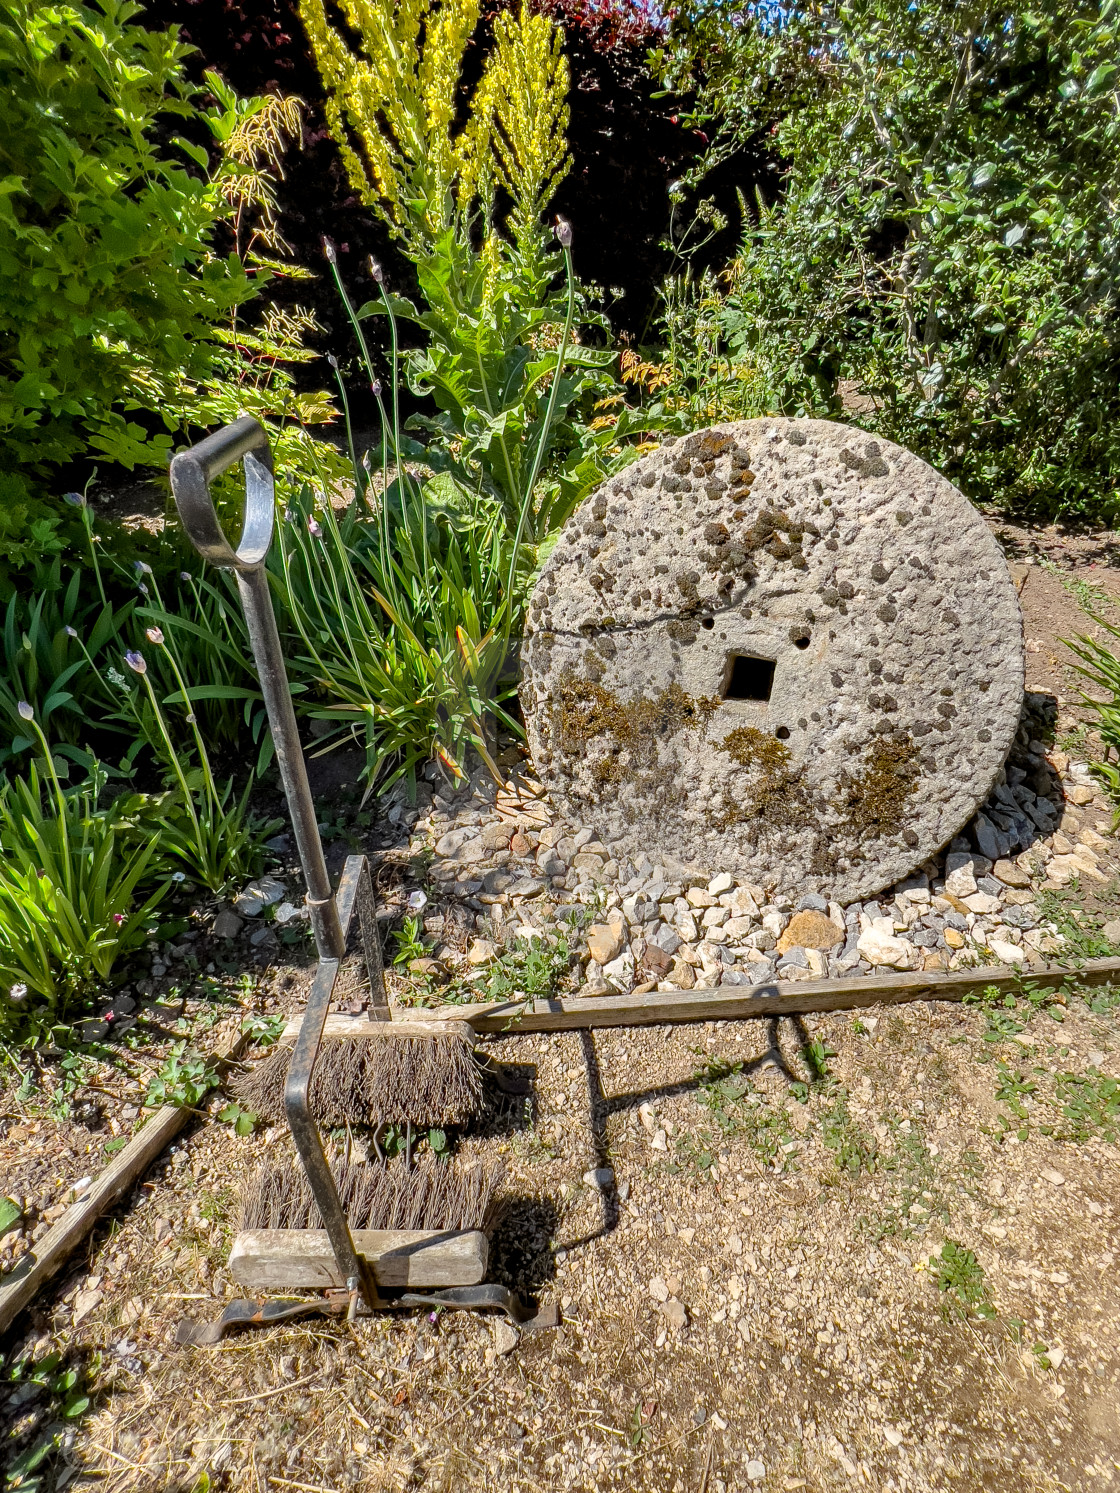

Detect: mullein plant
[299,0,619,542]
[0,701,169,1035]
[286,0,627,791]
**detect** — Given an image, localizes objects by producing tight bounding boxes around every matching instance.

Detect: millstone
[519,418,1024,902]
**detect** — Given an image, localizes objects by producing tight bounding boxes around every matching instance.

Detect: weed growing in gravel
[2,1346,98,1491]
[864,1120,948,1240]
[678,1058,799,1176]
[964,980,1070,1056]
[1045,1068,1120,1143]
[929,1239,997,1320]
[481,934,575,1004]
[391,914,429,966]
[1036,885,1120,959]
[818,1092,879,1178]
[143,1042,220,1109]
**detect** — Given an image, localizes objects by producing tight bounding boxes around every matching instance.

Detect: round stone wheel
[519,418,1024,902]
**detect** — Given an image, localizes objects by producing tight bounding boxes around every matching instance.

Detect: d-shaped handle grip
[169,415,275,570]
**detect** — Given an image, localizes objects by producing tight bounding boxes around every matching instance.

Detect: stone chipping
[520,419,1024,902]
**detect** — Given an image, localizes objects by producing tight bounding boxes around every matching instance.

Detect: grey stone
[507,878,546,899]
[744,962,777,986]
[582,1167,614,1191]
[776,947,810,971]
[649,922,682,956]
[973,813,1008,860]
[976,875,1005,897]
[212,910,243,939]
[233,875,286,917]
[797,892,828,912]
[520,418,1023,901]
[720,969,755,986]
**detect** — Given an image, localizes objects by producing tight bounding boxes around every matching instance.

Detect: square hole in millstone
[723,653,776,703]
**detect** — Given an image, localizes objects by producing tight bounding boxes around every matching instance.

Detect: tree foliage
[660,0,1120,522]
[0,0,255,564]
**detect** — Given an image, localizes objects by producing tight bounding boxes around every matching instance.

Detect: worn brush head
[230,1027,485,1129]
[240,1157,504,1234]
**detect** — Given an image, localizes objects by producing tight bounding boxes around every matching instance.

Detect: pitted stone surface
[519,418,1024,902]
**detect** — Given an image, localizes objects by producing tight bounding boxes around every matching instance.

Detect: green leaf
[0,1196,21,1233]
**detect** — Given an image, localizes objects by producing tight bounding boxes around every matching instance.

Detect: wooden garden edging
[0,1028,248,1338]
[280,956,1120,1041]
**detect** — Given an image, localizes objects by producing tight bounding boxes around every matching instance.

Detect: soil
[1,521,1118,1493]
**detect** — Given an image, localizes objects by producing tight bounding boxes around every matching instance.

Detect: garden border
[0,1027,250,1338]
[280,957,1120,1039]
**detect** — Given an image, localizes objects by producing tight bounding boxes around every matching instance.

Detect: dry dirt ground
[1,521,1119,1493]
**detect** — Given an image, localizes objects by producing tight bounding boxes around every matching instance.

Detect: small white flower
[145,626,165,645]
[17,700,33,721]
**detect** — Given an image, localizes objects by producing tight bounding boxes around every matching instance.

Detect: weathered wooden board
[229,1228,488,1289]
[0,1029,248,1336]
[285,957,1120,1039]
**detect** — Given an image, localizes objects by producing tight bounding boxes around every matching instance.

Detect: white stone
[648,1276,670,1302]
[963,892,1002,914]
[746,1459,767,1483]
[987,938,1025,965]
[702,905,729,928]
[857,922,919,969]
[675,910,700,942]
[602,951,635,991]
[467,938,496,965]
[708,872,734,896]
[944,853,979,897]
[492,1320,519,1356]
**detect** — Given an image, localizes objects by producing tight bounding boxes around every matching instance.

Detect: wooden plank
[278,1015,474,1044]
[229,1228,489,1290]
[0,1028,249,1337]
[279,957,1120,1037]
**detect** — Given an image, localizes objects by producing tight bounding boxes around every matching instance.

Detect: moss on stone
[547,671,720,802]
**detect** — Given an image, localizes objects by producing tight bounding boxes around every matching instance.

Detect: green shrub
[0,0,255,545]
[657,0,1120,523]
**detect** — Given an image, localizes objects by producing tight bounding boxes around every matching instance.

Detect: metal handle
[168,417,344,962]
[169,415,276,571]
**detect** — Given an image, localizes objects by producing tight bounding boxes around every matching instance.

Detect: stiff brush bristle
[230,1029,485,1129]
[239,1157,504,1234]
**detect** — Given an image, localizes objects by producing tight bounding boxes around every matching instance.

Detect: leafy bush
[658,0,1120,523]
[0,0,254,560]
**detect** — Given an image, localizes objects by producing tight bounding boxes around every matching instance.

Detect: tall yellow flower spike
[299,0,570,252]
[480,2,571,248]
[298,0,481,246]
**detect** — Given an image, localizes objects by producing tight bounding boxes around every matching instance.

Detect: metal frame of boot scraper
[168,417,551,1345]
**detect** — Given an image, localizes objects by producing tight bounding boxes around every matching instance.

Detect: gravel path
[2,542,1118,1492]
